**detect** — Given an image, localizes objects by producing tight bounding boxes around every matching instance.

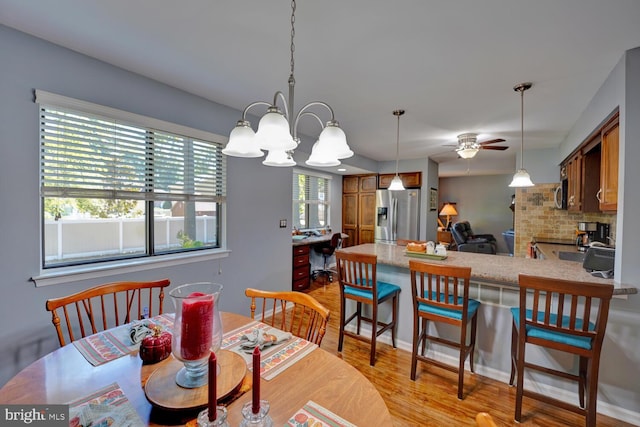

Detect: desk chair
[335,251,400,366]
[509,274,614,427]
[408,260,479,399]
[45,279,171,347]
[311,232,342,283]
[245,288,330,346]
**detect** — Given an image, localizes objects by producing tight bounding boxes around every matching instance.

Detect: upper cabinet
[378,172,422,189]
[599,117,619,211]
[561,111,618,213]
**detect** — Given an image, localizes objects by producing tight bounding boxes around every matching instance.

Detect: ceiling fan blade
[478,138,505,146]
[481,145,508,150]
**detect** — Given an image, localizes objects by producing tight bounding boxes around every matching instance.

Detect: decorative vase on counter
[170,282,223,388]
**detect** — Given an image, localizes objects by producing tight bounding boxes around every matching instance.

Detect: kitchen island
[335,243,638,423]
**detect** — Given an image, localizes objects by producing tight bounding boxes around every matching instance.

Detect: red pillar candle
[208,352,217,421]
[180,292,214,360]
[252,346,261,414]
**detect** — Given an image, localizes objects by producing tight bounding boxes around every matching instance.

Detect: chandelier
[222,0,352,167]
[456,133,480,159]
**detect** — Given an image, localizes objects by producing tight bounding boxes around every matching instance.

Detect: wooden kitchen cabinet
[566,152,583,212]
[562,110,618,213]
[378,171,422,189]
[342,174,377,247]
[599,115,619,211]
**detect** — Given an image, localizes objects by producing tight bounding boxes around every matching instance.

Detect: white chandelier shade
[262,149,296,167]
[222,120,263,158]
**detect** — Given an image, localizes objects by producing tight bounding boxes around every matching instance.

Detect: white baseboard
[343,324,640,426]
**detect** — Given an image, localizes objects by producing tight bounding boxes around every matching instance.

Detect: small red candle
[252,346,261,414]
[208,352,217,421]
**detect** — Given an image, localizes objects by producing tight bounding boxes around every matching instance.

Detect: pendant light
[509,82,535,187]
[223,0,352,167]
[388,109,406,191]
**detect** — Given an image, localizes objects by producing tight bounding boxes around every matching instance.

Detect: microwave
[554,178,568,210]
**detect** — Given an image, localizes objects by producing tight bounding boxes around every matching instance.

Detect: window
[37,90,226,268]
[292,169,331,230]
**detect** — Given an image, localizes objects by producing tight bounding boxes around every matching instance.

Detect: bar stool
[335,251,400,366]
[509,274,614,427]
[408,260,479,399]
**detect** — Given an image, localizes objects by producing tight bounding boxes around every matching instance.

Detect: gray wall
[0,24,315,386]
[438,174,514,254]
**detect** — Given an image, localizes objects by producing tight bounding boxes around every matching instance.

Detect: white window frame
[292,168,332,230]
[31,90,229,287]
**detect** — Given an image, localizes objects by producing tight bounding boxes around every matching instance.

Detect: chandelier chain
[290,0,296,77]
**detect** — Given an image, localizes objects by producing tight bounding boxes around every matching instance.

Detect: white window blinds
[37,90,226,203]
[292,169,331,229]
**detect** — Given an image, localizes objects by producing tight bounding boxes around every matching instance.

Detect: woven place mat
[68,382,145,427]
[222,321,318,380]
[73,313,174,366]
[286,400,357,427]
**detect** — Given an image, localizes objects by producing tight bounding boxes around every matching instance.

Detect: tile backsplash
[513,183,616,257]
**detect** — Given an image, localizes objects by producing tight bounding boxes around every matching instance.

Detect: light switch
[279,219,287,228]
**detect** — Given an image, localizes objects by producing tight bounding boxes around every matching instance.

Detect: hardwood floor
[304,278,633,427]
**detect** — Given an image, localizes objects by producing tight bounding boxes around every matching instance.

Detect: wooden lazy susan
[144,350,246,411]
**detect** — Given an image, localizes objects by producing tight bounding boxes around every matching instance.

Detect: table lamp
[439,203,458,230]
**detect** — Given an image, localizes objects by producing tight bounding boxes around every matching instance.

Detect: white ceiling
[2,0,640,176]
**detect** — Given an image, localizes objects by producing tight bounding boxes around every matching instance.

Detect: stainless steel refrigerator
[375,189,420,244]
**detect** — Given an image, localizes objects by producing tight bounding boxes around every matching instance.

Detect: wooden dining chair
[475,412,498,427]
[335,251,401,366]
[408,260,479,399]
[45,279,171,347]
[244,288,330,346]
[509,274,614,427]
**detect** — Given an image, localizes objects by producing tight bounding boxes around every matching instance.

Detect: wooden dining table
[0,312,392,426]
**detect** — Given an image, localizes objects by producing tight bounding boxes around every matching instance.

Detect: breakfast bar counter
[337,243,636,295]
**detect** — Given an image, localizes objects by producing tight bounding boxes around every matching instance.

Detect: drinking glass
[170,282,223,388]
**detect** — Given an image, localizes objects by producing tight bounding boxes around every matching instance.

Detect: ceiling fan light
[222,120,264,158]
[256,108,297,151]
[509,169,535,187]
[388,175,405,191]
[457,147,479,159]
[262,149,296,167]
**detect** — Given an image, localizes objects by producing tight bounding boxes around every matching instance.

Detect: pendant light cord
[520,87,524,169]
[393,109,405,176]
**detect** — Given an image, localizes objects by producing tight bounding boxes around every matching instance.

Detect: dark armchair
[451,221,497,254]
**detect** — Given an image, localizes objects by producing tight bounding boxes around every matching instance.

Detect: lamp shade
[439,203,458,216]
[456,147,479,159]
[256,108,297,151]
[306,140,341,167]
[319,123,353,159]
[509,169,535,187]
[388,175,405,191]
[222,121,264,158]
[262,150,296,167]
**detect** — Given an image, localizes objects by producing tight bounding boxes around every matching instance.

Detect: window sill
[31,249,231,287]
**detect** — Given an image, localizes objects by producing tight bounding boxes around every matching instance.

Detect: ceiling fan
[448,133,508,159]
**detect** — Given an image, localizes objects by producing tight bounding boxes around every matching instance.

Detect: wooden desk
[0,312,391,426]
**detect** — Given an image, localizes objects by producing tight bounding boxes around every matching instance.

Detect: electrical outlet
[279,219,287,228]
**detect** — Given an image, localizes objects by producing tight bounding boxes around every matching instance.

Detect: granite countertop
[337,243,637,296]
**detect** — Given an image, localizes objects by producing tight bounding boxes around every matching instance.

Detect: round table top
[0,311,392,426]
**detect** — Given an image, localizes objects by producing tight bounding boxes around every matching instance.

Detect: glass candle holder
[240,400,273,427]
[197,406,229,427]
[170,282,223,388]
